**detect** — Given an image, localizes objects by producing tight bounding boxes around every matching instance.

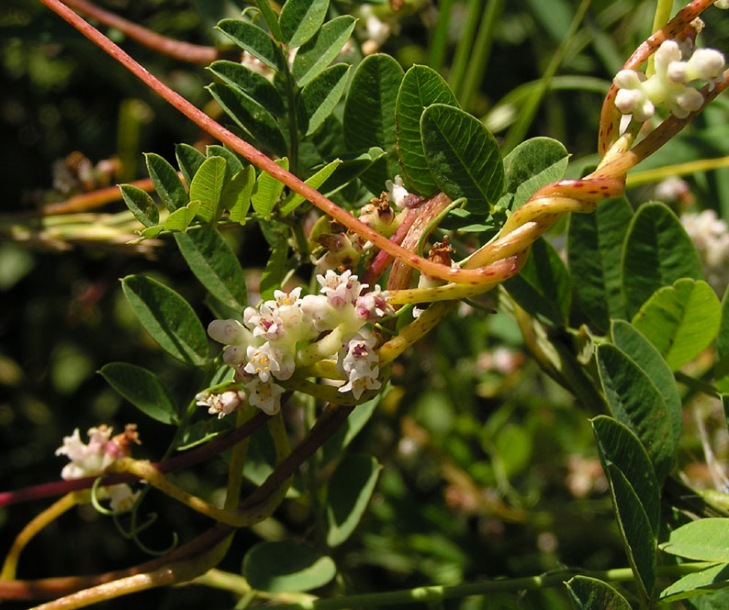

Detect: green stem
[427,0,453,71]
[268,563,717,610]
[448,0,481,100]
[459,0,503,111]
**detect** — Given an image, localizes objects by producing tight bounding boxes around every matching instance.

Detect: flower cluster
[206,271,393,416]
[682,209,729,292]
[56,425,140,512]
[613,39,725,121]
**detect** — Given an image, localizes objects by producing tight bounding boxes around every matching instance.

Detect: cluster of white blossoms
[56,425,140,512]
[204,270,393,417]
[681,209,729,292]
[613,39,726,121]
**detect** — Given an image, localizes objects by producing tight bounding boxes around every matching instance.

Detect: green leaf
[207,82,287,157]
[421,103,504,214]
[568,197,633,331]
[145,153,187,212]
[622,202,703,317]
[119,184,158,227]
[717,286,729,391]
[189,156,227,222]
[592,416,660,536]
[99,363,178,425]
[175,143,206,186]
[163,201,200,232]
[498,137,569,211]
[208,60,285,117]
[222,165,256,223]
[121,275,209,366]
[216,19,283,70]
[259,233,289,301]
[292,15,356,87]
[326,455,381,547]
[322,392,380,463]
[632,278,721,371]
[565,575,633,610]
[503,238,571,327]
[206,145,244,177]
[174,226,247,309]
[299,63,351,136]
[661,519,729,562]
[254,0,283,42]
[396,64,460,195]
[343,54,403,154]
[279,0,329,48]
[280,159,341,216]
[596,344,675,482]
[611,320,682,445]
[343,54,403,193]
[251,158,289,218]
[659,562,729,603]
[592,417,657,602]
[243,541,336,592]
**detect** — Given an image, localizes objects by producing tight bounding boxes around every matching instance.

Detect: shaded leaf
[259,232,289,301]
[121,275,209,366]
[565,575,632,610]
[593,417,656,602]
[632,279,721,371]
[208,60,285,117]
[279,0,329,48]
[611,320,682,445]
[568,197,632,331]
[326,455,381,547]
[216,19,283,70]
[504,238,571,327]
[120,184,158,227]
[596,344,674,482]
[175,143,206,185]
[292,15,356,87]
[622,202,703,317]
[174,226,247,308]
[299,63,351,136]
[207,82,287,157]
[206,145,244,177]
[717,286,729,391]
[421,103,504,214]
[145,153,187,212]
[396,64,459,195]
[100,363,178,425]
[243,541,336,593]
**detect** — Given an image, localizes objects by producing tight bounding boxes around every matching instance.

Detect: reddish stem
[63,0,218,65]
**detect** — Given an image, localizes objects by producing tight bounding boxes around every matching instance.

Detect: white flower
[56,425,140,512]
[386,175,410,209]
[613,40,726,121]
[337,331,381,399]
[317,269,365,307]
[355,285,393,322]
[243,376,285,415]
[716,0,729,9]
[208,319,253,367]
[682,209,729,292]
[196,390,246,419]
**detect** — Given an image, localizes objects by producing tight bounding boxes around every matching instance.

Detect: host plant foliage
[3,0,729,608]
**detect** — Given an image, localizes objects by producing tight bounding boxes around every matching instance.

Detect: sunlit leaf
[251,158,289,218]
[292,15,356,87]
[223,165,256,223]
[661,519,729,562]
[189,156,226,222]
[659,562,729,603]
[632,279,721,371]
[622,202,703,317]
[279,0,329,48]
[299,63,350,136]
[280,159,341,216]
[208,60,285,117]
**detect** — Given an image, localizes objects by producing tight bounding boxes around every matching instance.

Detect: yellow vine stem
[107,412,291,527]
[1,492,88,580]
